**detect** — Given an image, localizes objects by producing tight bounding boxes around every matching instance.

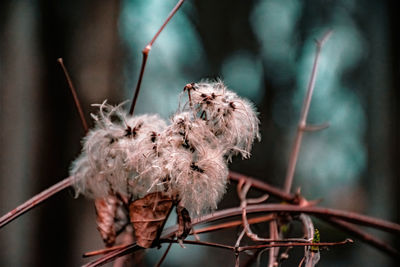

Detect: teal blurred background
[0,0,398,266]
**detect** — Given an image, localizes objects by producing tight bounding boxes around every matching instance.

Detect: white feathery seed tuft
[71,81,260,216]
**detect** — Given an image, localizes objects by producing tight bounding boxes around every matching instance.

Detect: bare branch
[129,0,186,115]
[302,122,330,132]
[299,214,320,267]
[238,238,352,252]
[83,244,128,258]
[237,180,271,242]
[84,237,352,267]
[268,220,279,267]
[284,30,333,193]
[0,176,75,228]
[327,217,400,257]
[155,243,172,267]
[229,171,295,202]
[57,58,89,133]
[194,214,275,235]
[84,202,399,266]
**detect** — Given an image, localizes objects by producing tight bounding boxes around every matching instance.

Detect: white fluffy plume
[71,81,260,216]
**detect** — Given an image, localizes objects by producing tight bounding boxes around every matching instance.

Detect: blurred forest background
[0,0,398,266]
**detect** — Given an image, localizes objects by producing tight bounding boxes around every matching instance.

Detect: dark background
[0,0,398,266]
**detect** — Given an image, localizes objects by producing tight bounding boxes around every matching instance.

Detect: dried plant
[0,0,399,266]
[72,80,259,217]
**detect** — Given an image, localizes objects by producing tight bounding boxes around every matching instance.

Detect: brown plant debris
[129,192,174,248]
[176,205,192,240]
[95,196,119,247]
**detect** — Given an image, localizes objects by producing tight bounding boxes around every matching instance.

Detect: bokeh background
[0,0,398,266]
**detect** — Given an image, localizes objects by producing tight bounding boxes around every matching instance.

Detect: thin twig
[194,214,275,235]
[326,217,400,257]
[161,239,234,251]
[0,176,75,228]
[238,239,353,252]
[230,172,399,256]
[0,171,289,230]
[129,0,186,115]
[229,171,295,202]
[283,31,333,193]
[84,237,352,267]
[1,172,399,237]
[57,58,89,132]
[155,243,172,267]
[237,180,271,242]
[83,244,128,258]
[84,202,399,266]
[299,214,320,267]
[268,220,279,267]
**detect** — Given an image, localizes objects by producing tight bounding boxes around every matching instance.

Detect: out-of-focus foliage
[251,0,367,197]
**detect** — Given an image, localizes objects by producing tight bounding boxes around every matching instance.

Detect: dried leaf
[95,194,130,247]
[129,192,174,248]
[95,195,119,247]
[176,205,192,240]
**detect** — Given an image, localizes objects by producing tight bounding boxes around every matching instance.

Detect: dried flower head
[71,80,260,216]
[184,81,261,160]
[71,101,167,198]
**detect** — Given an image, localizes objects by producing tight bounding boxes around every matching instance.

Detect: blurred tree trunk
[0,0,122,266]
[0,2,42,266]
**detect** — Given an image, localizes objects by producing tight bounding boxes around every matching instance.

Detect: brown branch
[299,214,320,267]
[230,171,399,256]
[57,58,89,133]
[268,220,279,267]
[0,170,285,230]
[193,214,275,235]
[238,239,353,252]
[0,176,75,228]
[129,0,186,115]
[237,205,400,234]
[84,202,399,266]
[84,237,352,267]
[283,31,332,193]
[83,244,128,258]
[161,239,234,251]
[326,217,399,257]
[155,243,172,267]
[229,171,295,202]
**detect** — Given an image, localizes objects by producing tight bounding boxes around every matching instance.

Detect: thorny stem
[0,176,75,228]
[57,58,89,133]
[129,0,186,115]
[283,31,332,193]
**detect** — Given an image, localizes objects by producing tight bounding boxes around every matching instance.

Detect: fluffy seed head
[71,80,260,216]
